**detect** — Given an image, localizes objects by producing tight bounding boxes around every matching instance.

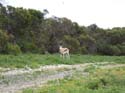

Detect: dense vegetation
[23,67,125,93]
[0,3,125,55]
[0,54,124,68]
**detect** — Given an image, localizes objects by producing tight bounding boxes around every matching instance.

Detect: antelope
[59,45,70,59]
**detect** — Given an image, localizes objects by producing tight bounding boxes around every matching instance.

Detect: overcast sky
[6,0,125,28]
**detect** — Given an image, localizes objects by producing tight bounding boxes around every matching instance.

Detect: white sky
[6,0,125,28]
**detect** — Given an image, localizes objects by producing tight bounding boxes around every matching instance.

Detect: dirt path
[0,71,73,93]
[0,62,125,93]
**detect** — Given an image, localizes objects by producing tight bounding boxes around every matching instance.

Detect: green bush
[80,46,88,54]
[109,45,121,55]
[63,35,80,53]
[18,41,38,53]
[0,29,9,53]
[86,79,101,89]
[98,44,121,55]
[6,43,22,55]
[117,45,125,55]
[78,34,96,54]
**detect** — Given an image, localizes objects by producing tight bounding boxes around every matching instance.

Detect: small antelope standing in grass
[59,45,70,59]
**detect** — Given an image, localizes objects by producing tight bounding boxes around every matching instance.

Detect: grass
[0,54,125,68]
[22,67,125,93]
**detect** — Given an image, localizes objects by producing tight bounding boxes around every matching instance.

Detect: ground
[0,62,125,93]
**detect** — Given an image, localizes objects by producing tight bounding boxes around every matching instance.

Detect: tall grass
[0,54,124,68]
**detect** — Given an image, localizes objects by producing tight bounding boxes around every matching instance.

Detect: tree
[0,4,125,55]
[63,35,80,53]
[88,24,98,32]
[0,29,9,53]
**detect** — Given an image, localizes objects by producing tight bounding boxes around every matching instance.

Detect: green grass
[22,67,125,93]
[0,54,125,68]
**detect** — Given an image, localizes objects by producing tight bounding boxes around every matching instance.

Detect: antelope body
[59,46,70,59]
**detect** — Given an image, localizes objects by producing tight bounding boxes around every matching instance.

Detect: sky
[5,0,125,28]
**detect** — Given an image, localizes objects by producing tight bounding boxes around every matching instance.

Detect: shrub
[98,44,121,55]
[117,45,125,55]
[18,41,38,53]
[109,45,121,55]
[6,43,22,55]
[63,35,80,53]
[78,34,97,54]
[0,29,9,53]
[86,79,101,89]
[80,46,88,54]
